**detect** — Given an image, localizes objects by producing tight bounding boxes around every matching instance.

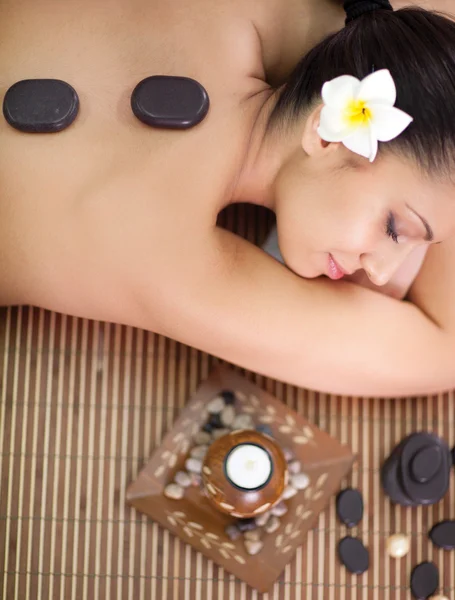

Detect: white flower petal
[321,75,360,109]
[317,106,353,142]
[357,69,396,106]
[342,126,378,162]
[370,104,413,142]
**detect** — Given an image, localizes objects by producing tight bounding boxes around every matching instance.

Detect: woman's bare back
[0,0,302,314]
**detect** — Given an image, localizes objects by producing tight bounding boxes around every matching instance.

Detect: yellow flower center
[344,99,372,127]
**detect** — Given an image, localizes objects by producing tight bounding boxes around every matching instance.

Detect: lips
[327,254,346,280]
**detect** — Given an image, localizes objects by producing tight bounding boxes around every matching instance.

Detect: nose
[360,246,413,287]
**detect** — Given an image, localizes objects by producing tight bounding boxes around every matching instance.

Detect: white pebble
[283,448,295,462]
[244,540,264,556]
[212,428,230,440]
[190,445,209,459]
[265,515,281,534]
[244,529,261,542]
[386,534,410,559]
[232,414,254,430]
[221,405,236,427]
[282,485,298,500]
[190,473,202,487]
[207,396,225,414]
[291,473,310,490]
[174,471,191,488]
[288,460,301,474]
[194,431,211,445]
[271,501,288,517]
[185,458,202,474]
[164,483,184,500]
[255,511,271,527]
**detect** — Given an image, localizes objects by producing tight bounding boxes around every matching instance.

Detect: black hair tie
[344,0,393,24]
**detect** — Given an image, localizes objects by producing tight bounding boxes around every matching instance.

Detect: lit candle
[225,443,272,490]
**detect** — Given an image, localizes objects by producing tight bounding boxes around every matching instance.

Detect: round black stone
[208,413,224,429]
[131,75,209,129]
[3,79,79,133]
[256,424,273,437]
[221,390,236,405]
[411,445,441,483]
[336,488,364,527]
[429,520,455,551]
[338,536,369,575]
[410,562,439,599]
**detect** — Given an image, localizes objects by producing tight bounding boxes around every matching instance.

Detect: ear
[301,105,341,157]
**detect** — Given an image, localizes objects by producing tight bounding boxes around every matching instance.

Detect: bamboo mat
[1,204,454,600]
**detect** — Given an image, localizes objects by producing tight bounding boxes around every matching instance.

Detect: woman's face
[274,149,455,285]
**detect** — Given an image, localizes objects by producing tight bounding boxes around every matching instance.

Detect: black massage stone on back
[3,79,79,133]
[131,75,209,129]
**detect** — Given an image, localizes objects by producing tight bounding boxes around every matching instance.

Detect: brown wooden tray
[126,366,355,593]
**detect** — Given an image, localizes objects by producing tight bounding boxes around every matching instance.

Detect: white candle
[225,444,272,490]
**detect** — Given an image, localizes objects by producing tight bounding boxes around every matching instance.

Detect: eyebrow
[406,203,434,242]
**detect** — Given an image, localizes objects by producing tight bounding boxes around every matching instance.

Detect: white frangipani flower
[317,69,413,162]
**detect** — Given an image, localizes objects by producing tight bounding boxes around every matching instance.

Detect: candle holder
[202,429,288,518]
[127,366,355,593]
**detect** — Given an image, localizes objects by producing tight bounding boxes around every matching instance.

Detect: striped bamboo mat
[1,204,455,599]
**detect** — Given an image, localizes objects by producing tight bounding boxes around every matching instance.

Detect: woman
[1,0,455,397]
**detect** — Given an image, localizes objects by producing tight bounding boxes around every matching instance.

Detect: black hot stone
[131,75,209,129]
[338,537,369,575]
[208,413,224,429]
[3,79,79,133]
[236,518,257,532]
[429,520,455,551]
[336,488,364,528]
[410,445,441,483]
[221,390,236,405]
[256,424,273,437]
[382,432,451,506]
[410,562,439,599]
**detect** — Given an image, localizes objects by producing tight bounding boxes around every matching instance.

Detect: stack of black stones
[336,432,455,600]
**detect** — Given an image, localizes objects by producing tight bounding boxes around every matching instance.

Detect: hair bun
[343,0,393,24]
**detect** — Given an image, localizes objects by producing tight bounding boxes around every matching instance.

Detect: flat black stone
[411,445,441,483]
[3,79,79,133]
[429,520,455,550]
[221,390,236,405]
[410,562,439,599]
[336,488,364,527]
[236,518,257,532]
[401,433,451,505]
[256,424,273,437]
[338,536,369,575]
[381,438,417,506]
[208,413,224,429]
[131,75,209,129]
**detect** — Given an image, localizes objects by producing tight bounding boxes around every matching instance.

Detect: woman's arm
[137,227,455,398]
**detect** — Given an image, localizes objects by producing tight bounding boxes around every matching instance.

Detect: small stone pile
[164,389,310,555]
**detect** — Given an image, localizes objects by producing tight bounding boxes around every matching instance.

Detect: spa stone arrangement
[163,390,311,557]
[127,367,455,596]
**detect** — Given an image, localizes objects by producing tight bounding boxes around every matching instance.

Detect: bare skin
[1,0,455,397]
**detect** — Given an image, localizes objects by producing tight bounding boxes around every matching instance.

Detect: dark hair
[271,7,455,177]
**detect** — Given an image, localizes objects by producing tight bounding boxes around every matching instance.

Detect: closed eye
[386,211,399,244]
